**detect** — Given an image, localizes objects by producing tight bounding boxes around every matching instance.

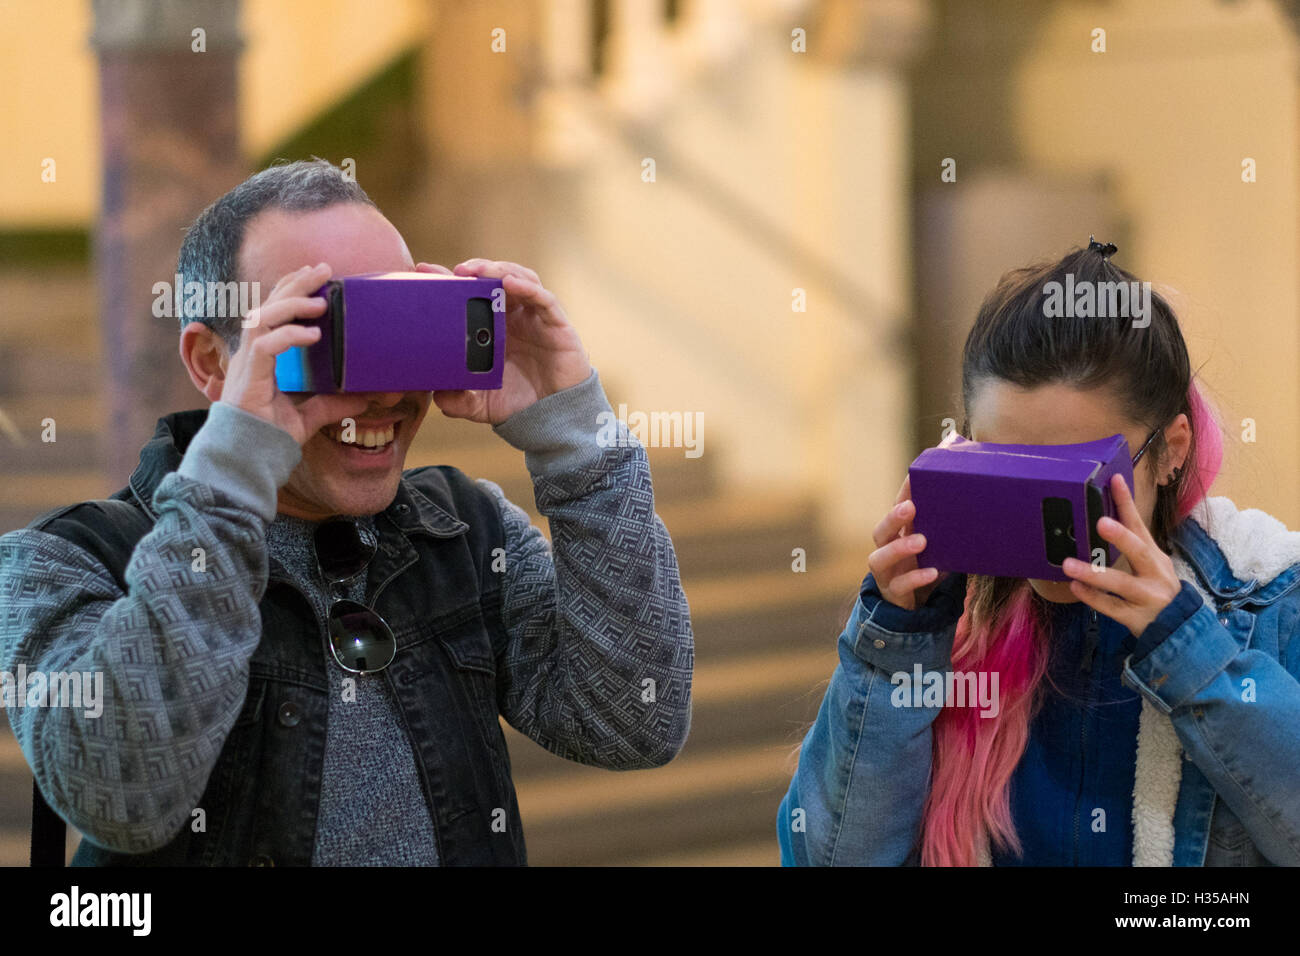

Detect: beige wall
[1015,0,1300,528]
[0,1,97,226]
[0,0,428,227]
[4,0,1295,534]
[527,23,915,547]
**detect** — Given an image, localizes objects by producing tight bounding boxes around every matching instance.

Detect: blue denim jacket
[778,496,1300,866]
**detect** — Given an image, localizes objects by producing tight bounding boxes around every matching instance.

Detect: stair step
[0,267,94,346]
[0,472,111,512]
[0,395,103,434]
[509,736,794,824]
[507,736,798,866]
[0,343,101,397]
[0,431,100,473]
[631,838,779,867]
[501,643,834,778]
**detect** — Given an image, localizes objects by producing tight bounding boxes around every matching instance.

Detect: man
[0,159,693,865]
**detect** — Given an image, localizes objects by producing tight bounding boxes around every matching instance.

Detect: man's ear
[179,322,232,402]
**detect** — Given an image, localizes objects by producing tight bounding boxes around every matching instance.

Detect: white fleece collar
[975,496,1300,867]
[1183,495,1300,585]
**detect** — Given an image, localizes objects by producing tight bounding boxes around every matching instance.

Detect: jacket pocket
[1205,798,1271,866]
[438,613,515,794]
[396,609,515,808]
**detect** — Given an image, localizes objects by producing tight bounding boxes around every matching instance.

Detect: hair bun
[1087,235,1118,259]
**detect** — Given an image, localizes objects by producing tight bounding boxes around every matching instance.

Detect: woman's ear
[1160,412,1193,485]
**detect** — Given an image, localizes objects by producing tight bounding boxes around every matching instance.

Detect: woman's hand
[867,475,946,611]
[1062,472,1183,636]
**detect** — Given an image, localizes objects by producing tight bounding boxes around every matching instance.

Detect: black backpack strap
[29,496,155,592]
[24,496,155,866]
[30,783,66,866]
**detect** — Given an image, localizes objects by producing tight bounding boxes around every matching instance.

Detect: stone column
[91,0,243,481]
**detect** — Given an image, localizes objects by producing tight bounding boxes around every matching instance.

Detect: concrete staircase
[0,263,861,866]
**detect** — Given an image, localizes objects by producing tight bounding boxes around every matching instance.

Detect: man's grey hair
[176,158,376,348]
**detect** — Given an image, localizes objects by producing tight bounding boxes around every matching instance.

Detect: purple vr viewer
[274,271,505,393]
[907,434,1135,581]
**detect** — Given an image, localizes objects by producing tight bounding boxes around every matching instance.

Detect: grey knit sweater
[0,369,694,861]
[262,512,439,865]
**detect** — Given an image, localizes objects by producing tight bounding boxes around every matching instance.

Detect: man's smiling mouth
[321,421,399,451]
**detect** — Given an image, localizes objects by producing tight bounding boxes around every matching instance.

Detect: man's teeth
[324,424,396,447]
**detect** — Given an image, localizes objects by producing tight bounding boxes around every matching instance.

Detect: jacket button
[873,639,886,649]
[395,503,409,514]
[249,854,274,867]
[277,701,301,727]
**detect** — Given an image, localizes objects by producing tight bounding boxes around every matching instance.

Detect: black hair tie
[1088,235,1118,259]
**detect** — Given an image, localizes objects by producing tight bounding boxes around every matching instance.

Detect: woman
[778,240,1300,866]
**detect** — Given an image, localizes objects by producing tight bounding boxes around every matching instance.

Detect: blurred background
[1,0,1297,866]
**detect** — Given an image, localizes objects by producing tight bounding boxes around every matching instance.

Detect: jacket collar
[127,408,469,538]
[1171,496,1300,605]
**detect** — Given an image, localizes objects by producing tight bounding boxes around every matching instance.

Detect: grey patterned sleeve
[0,401,301,853]
[482,370,694,770]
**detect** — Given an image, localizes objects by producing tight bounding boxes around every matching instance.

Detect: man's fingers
[454,259,543,286]
[246,259,330,333]
[501,261,542,284]
[501,273,566,325]
[246,324,320,372]
[269,262,329,296]
[240,295,327,334]
[414,261,454,276]
[432,388,481,420]
[264,262,331,308]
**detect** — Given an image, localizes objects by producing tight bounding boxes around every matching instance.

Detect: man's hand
[221,262,364,446]
[423,259,592,425]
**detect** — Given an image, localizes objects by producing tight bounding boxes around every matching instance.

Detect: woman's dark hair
[960,243,1209,553]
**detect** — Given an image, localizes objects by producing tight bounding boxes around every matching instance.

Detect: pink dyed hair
[918,380,1223,866]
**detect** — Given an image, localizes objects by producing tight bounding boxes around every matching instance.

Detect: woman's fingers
[894,474,912,505]
[892,565,940,596]
[1062,556,1141,603]
[872,498,915,549]
[1068,578,1136,630]
[869,474,931,607]
[869,532,926,578]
